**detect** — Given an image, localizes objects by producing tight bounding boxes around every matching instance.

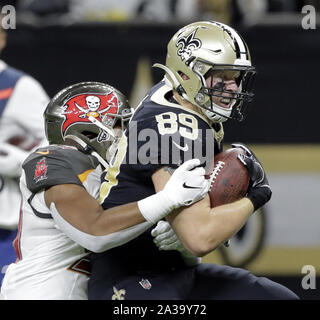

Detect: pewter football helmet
[154,21,256,122]
[44,82,133,161]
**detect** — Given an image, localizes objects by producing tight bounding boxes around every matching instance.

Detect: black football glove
[231,143,272,211]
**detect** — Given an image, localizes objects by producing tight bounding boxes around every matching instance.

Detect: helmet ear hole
[82,130,98,140]
[178,71,189,80]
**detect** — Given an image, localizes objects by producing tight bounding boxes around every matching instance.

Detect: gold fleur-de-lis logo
[176,29,202,61]
[112,286,126,300]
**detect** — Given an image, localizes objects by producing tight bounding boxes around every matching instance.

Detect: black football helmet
[44,82,133,165]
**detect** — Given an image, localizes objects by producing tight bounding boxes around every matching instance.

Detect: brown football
[205,148,250,208]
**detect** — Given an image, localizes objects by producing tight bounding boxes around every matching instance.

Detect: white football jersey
[0,145,102,300]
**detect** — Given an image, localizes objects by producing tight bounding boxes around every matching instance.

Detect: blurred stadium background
[1,0,319,299]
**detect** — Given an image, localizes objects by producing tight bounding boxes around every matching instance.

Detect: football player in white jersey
[0,82,209,300]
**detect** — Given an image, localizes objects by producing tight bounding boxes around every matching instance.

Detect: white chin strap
[201,93,239,123]
[91,151,109,170]
[202,102,232,123]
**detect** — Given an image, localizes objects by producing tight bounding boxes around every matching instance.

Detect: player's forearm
[91,202,147,235]
[46,185,147,236]
[167,197,254,257]
[204,198,254,252]
[50,202,152,252]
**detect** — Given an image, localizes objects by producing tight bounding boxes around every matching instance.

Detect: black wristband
[246,186,272,211]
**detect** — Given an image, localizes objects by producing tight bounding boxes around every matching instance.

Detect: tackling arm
[44,158,209,252]
[45,184,146,236]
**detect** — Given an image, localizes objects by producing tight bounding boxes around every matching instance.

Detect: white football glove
[138,159,209,224]
[163,158,209,206]
[151,220,201,266]
[0,142,28,178]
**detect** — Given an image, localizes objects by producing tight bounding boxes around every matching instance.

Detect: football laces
[208,161,225,191]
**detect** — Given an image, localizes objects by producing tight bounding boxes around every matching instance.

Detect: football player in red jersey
[0,82,209,299]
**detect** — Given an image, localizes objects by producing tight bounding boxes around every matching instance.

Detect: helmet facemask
[192,60,256,122]
[100,106,133,134]
[98,107,133,163]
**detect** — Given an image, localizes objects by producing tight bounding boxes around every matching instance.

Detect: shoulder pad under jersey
[23,145,99,193]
